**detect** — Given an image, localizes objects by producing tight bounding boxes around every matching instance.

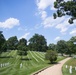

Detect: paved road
[37,57,71,75]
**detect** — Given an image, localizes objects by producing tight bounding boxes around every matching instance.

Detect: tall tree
[53,0,76,24]
[0,31,6,53]
[7,36,18,50]
[29,34,47,52]
[66,40,74,56]
[66,36,76,56]
[18,38,27,46]
[17,38,28,58]
[48,43,56,51]
[57,40,67,56]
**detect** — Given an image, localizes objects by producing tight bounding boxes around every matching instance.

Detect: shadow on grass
[20,58,32,61]
[48,62,59,64]
[0,56,13,58]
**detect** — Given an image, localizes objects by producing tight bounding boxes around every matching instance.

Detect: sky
[0,0,76,45]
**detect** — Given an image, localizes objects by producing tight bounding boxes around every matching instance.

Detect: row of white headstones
[66,65,76,74]
[0,62,9,68]
[0,62,23,69]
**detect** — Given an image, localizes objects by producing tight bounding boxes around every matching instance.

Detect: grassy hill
[0,50,65,75]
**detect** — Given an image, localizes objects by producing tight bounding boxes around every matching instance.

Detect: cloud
[55,17,73,34]
[18,27,28,31]
[56,24,68,33]
[42,16,65,28]
[36,0,76,35]
[36,0,55,10]
[70,28,76,36]
[41,11,47,20]
[19,32,30,40]
[54,36,61,41]
[0,18,20,29]
[36,0,69,11]
[34,24,42,29]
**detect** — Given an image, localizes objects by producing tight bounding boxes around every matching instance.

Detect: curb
[31,65,52,75]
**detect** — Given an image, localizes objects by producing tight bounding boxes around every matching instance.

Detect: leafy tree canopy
[66,36,76,55]
[45,50,58,64]
[18,38,27,47]
[57,40,67,56]
[29,34,47,52]
[48,43,56,51]
[53,0,76,24]
[0,31,6,53]
[7,36,18,50]
[17,38,28,57]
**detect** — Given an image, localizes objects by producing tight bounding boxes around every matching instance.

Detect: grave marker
[20,63,22,68]
[69,68,72,74]
[3,63,4,67]
[66,65,68,68]
[1,64,2,68]
[70,66,72,69]
[75,67,76,70]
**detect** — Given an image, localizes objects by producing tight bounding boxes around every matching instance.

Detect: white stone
[70,66,72,69]
[3,64,4,67]
[20,63,22,68]
[1,64,2,67]
[75,67,76,70]
[8,62,9,65]
[66,65,68,68]
[69,68,72,74]
[0,64,1,67]
[5,63,6,66]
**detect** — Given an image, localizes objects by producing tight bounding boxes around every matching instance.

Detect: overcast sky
[0,0,76,45]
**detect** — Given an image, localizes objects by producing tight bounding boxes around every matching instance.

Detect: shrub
[45,50,58,64]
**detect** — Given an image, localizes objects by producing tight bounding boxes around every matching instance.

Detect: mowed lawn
[0,50,65,75]
[62,58,76,75]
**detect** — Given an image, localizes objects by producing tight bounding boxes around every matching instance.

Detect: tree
[17,46,28,58]
[1,42,7,52]
[53,0,76,24]
[0,31,6,54]
[70,36,76,42]
[45,50,58,64]
[48,43,56,51]
[18,38,27,46]
[17,38,28,58]
[66,40,74,56]
[7,36,18,50]
[66,36,76,56]
[57,40,67,56]
[29,34,47,52]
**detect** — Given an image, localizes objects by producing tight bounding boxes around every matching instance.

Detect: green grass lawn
[0,50,65,75]
[62,58,76,75]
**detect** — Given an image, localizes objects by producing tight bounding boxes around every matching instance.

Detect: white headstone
[5,63,6,66]
[7,63,8,65]
[70,66,72,69]
[66,65,68,68]
[20,63,22,68]
[1,64,2,68]
[69,68,72,74]
[3,64,4,67]
[0,64,1,67]
[8,62,9,65]
[75,67,76,70]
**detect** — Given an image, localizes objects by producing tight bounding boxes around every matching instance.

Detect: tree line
[0,32,47,56]
[0,31,76,63]
[0,31,76,57]
[48,36,76,57]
